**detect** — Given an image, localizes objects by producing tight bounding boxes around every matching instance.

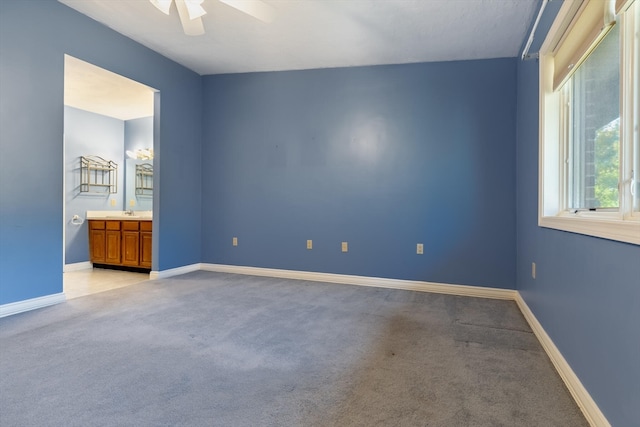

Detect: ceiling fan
[150,0,275,36]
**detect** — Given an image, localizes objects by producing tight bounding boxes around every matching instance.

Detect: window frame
[538,0,640,245]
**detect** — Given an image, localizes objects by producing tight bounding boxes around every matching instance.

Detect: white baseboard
[150,263,201,280]
[0,293,66,318]
[201,263,517,300]
[64,261,92,272]
[515,294,610,427]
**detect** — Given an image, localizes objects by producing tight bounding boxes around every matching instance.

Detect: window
[564,24,620,211]
[539,0,640,245]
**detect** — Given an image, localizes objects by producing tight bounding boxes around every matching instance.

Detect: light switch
[307,240,313,250]
[341,242,348,252]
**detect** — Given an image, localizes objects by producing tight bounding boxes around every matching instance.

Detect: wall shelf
[80,156,117,193]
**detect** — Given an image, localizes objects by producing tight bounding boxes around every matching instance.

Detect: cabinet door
[105,230,121,264]
[140,231,152,268]
[89,229,106,263]
[121,231,140,266]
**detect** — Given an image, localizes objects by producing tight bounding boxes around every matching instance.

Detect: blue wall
[515,5,640,424]
[0,0,202,305]
[64,106,125,264]
[202,60,517,288]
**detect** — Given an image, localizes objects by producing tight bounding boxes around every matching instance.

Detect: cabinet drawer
[89,220,105,230]
[140,221,152,232]
[122,221,139,231]
[106,221,121,231]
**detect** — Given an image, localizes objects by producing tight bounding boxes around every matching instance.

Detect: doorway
[63,55,157,298]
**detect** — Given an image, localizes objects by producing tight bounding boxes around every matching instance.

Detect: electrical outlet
[341,242,348,252]
[306,240,313,250]
[232,237,238,247]
[532,262,536,279]
[129,199,136,207]
[110,199,116,207]
[417,243,424,255]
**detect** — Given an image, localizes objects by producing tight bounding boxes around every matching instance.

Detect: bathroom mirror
[125,159,153,211]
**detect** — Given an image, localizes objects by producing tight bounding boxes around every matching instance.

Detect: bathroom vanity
[87,211,152,270]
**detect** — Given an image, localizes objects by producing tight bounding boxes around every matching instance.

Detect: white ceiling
[59,0,539,76]
[64,55,155,120]
[60,0,537,120]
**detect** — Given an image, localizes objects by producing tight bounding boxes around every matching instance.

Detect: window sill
[539,215,640,245]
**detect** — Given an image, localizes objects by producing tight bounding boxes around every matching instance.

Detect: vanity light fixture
[127,148,154,160]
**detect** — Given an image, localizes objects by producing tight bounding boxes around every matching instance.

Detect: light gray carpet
[0,271,588,426]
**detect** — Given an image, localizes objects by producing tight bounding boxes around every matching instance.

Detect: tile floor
[63,267,149,299]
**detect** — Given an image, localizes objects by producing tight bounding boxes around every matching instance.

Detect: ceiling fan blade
[150,0,173,15]
[218,0,276,23]
[184,0,207,20]
[175,0,205,35]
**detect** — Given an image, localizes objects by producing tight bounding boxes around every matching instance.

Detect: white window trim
[538,0,640,246]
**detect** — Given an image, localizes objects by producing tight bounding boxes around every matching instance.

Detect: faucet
[124,209,134,216]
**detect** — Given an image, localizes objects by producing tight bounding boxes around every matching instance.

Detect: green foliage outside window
[594,118,620,208]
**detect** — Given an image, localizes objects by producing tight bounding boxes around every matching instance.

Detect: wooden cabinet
[140,221,153,269]
[105,221,121,264]
[89,221,122,265]
[88,219,151,270]
[89,222,106,263]
[121,221,140,267]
